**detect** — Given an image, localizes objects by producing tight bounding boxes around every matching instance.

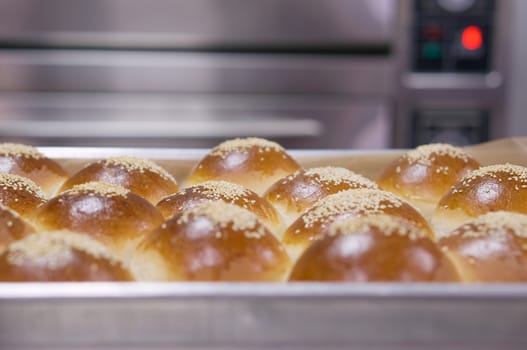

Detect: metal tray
[1,283,527,350]
[0,146,526,350]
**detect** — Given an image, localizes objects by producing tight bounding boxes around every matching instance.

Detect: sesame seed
[102,157,177,183]
[404,143,471,166]
[191,180,250,201]
[443,211,527,239]
[209,137,285,158]
[303,167,378,189]
[6,231,123,268]
[66,181,129,198]
[0,173,46,199]
[329,214,427,240]
[177,201,266,239]
[301,189,404,228]
[0,143,43,159]
[459,164,527,187]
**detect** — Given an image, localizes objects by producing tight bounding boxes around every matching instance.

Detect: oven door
[0,91,391,149]
[0,0,396,149]
[0,0,395,49]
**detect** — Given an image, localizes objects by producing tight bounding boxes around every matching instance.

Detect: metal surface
[0,0,395,48]
[505,0,527,137]
[0,93,391,148]
[0,51,393,94]
[1,283,526,349]
[0,0,396,149]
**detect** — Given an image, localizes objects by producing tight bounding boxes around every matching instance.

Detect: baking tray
[1,140,527,350]
[1,283,527,350]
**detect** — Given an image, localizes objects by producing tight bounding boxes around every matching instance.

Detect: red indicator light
[461,26,483,50]
[423,24,442,40]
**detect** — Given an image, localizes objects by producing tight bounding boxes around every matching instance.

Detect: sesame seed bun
[289,215,458,282]
[60,156,179,204]
[438,211,527,282]
[185,138,301,195]
[0,230,133,281]
[31,182,164,262]
[0,143,68,197]
[432,163,527,236]
[132,201,290,281]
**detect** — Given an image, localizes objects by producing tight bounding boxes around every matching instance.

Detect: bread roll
[282,189,434,260]
[378,144,480,219]
[31,182,164,262]
[0,143,68,197]
[0,204,34,249]
[60,156,179,204]
[0,231,133,281]
[0,173,46,217]
[432,164,527,236]
[439,211,527,282]
[289,215,459,282]
[264,167,378,226]
[156,180,284,237]
[185,137,301,195]
[132,201,290,281]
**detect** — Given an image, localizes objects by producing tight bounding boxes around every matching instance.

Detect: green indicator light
[421,42,442,60]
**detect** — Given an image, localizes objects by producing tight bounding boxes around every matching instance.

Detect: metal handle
[0,119,323,139]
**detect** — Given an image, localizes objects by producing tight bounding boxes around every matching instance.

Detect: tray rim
[1,282,527,300]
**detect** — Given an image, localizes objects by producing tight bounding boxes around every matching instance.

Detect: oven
[0,0,511,148]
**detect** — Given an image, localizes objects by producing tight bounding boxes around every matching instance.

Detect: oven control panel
[413,0,495,72]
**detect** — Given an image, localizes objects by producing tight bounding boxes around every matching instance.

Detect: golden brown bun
[0,204,34,249]
[0,230,133,281]
[438,212,527,282]
[60,156,179,204]
[378,144,480,219]
[156,180,284,237]
[132,201,290,281]
[0,173,47,218]
[0,143,68,197]
[31,182,164,262]
[289,215,459,282]
[185,137,301,195]
[264,167,378,226]
[432,164,527,236]
[282,189,434,260]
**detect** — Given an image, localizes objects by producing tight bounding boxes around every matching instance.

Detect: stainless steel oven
[0,0,512,148]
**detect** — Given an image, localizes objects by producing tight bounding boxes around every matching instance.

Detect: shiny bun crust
[0,143,68,197]
[156,180,284,237]
[432,164,527,236]
[60,156,179,204]
[0,204,34,249]
[264,167,378,226]
[378,144,480,207]
[289,215,459,282]
[439,212,527,282]
[132,201,290,281]
[0,231,133,281]
[0,173,46,217]
[31,182,164,261]
[282,189,434,259]
[185,137,301,195]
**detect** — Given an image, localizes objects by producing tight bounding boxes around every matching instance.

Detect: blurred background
[0,0,523,149]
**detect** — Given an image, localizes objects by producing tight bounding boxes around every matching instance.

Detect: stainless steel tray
[0,145,525,350]
[1,283,527,349]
